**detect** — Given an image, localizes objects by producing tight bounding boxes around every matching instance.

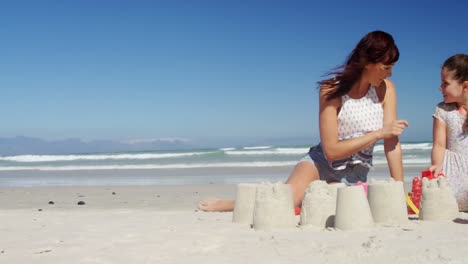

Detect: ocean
[0,142,432,187]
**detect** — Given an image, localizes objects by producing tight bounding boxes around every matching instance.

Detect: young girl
[429,54,468,211]
[199,31,408,212]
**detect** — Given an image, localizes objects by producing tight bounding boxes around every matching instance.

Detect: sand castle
[232,182,297,230]
[334,185,374,230]
[299,181,345,228]
[233,177,460,231]
[251,182,296,230]
[419,177,459,221]
[232,183,258,225]
[367,179,408,224]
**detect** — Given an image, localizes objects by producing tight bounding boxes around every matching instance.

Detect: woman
[199,30,408,212]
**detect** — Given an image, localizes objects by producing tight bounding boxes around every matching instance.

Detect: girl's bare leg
[197,161,319,212]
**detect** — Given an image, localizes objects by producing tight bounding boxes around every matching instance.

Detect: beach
[1,144,467,263]
[1,183,467,264]
[3,1,468,262]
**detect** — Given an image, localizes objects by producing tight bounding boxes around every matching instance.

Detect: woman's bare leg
[197,161,319,212]
[285,161,320,207]
[197,199,235,212]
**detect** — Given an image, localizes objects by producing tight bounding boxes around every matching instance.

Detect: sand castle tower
[232,183,258,225]
[419,177,459,221]
[252,182,296,230]
[367,180,408,224]
[334,185,374,230]
[300,181,345,228]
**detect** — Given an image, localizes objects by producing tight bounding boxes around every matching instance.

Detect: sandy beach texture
[1,184,467,264]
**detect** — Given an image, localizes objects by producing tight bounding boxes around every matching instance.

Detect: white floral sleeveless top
[329,86,383,169]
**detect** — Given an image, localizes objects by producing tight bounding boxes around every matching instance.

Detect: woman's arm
[381,80,404,181]
[430,117,446,175]
[319,89,379,160]
[319,82,408,161]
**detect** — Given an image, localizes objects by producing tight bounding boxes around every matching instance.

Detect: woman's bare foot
[197,199,235,212]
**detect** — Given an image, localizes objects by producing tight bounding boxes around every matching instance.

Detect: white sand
[1,185,468,264]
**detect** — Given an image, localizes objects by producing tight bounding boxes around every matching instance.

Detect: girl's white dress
[433,102,468,211]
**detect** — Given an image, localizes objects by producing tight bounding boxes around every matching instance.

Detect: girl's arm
[319,82,408,161]
[380,80,404,182]
[430,117,446,174]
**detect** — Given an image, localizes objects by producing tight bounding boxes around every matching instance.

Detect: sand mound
[419,177,459,221]
[335,185,374,230]
[252,182,296,230]
[367,179,408,224]
[232,183,258,225]
[300,181,345,228]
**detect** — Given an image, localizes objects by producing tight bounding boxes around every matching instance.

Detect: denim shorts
[299,144,369,184]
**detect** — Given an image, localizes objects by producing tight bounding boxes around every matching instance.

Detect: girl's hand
[378,120,409,140]
[428,164,443,177]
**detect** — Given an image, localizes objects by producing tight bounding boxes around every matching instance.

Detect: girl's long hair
[442,54,468,132]
[319,31,399,100]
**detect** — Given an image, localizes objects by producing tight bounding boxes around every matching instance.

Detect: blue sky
[1,0,467,147]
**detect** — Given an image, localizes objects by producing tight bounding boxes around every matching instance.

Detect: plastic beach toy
[406,170,445,215]
[295,207,301,215]
[407,176,422,215]
[340,178,368,196]
[355,182,368,196]
[421,169,445,180]
[406,192,419,215]
[421,169,435,180]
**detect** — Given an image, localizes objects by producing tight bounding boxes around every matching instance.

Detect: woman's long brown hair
[318,31,399,100]
[442,54,468,132]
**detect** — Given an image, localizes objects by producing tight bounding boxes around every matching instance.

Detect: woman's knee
[286,162,319,194]
[286,161,320,206]
[289,161,320,182]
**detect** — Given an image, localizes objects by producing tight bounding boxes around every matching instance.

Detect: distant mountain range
[0,136,194,155]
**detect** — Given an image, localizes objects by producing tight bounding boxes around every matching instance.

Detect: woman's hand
[377,120,409,140]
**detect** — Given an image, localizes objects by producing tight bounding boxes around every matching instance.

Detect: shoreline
[0,164,427,187]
